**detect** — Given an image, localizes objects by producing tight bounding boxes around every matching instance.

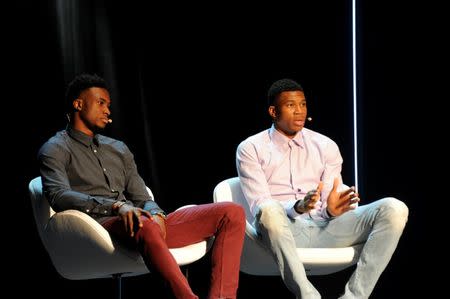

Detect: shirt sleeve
[38,141,116,217]
[283,200,310,220]
[122,143,165,214]
[236,140,274,217]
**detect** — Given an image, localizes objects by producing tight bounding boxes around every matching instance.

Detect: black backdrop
[5,0,440,298]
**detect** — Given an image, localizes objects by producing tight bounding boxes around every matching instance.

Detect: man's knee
[378,197,409,230]
[139,217,165,239]
[223,202,245,225]
[256,201,288,236]
[218,202,246,226]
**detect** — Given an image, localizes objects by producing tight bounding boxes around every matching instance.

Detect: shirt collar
[67,126,100,147]
[269,124,305,148]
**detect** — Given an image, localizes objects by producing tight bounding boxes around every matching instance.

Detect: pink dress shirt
[236,125,346,221]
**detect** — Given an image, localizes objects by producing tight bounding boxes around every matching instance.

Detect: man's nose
[294,106,305,113]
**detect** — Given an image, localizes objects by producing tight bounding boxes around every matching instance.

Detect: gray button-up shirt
[38,126,164,221]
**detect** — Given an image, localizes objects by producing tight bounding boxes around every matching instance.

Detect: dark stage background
[5,0,440,298]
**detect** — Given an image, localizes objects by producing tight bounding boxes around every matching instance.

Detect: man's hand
[326,177,360,217]
[113,203,167,239]
[295,182,323,214]
[114,203,152,237]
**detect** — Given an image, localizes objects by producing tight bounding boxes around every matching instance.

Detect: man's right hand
[294,182,324,214]
[114,203,152,237]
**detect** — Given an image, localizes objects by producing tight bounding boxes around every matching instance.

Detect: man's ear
[73,98,83,111]
[268,105,277,120]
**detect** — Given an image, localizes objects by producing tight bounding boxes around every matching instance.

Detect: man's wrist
[294,200,305,214]
[150,210,167,220]
[326,208,336,218]
[112,201,126,215]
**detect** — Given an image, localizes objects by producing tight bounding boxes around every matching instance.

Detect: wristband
[294,199,306,214]
[326,208,336,219]
[150,211,167,219]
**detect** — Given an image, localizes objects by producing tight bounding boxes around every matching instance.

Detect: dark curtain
[54,0,162,196]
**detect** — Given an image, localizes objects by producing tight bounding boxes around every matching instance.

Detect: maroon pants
[101,202,245,299]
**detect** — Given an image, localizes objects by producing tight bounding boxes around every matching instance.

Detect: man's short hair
[65,73,107,113]
[267,78,304,106]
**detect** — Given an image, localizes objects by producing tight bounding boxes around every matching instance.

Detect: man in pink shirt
[236,78,408,299]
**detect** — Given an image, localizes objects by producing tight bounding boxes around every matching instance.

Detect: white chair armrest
[175,204,197,211]
[171,204,215,263]
[46,209,114,253]
[44,210,148,279]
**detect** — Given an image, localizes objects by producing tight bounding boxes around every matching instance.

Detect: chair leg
[112,274,122,299]
[184,266,189,281]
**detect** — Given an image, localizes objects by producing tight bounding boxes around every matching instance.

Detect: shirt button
[86,209,90,213]
[298,188,302,192]
[103,168,106,172]
[93,149,97,153]
[111,189,115,192]
[104,210,108,214]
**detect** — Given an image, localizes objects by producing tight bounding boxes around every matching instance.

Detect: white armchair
[29,176,212,298]
[213,177,363,276]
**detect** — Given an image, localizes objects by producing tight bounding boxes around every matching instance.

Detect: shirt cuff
[143,200,166,216]
[88,198,114,216]
[283,200,308,220]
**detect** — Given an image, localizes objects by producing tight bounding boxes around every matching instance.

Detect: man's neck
[71,121,95,137]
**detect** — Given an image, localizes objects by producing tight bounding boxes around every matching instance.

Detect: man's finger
[127,212,134,237]
[142,210,152,219]
[350,197,360,205]
[134,210,143,227]
[123,216,129,234]
[341,186,356,197]
[339,194,360,207]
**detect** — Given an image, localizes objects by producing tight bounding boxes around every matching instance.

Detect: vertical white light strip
[352,0,359,191]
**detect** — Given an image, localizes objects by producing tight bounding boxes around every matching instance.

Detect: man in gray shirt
[38,73,245,299]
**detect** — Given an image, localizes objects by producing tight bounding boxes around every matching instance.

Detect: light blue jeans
[254,197,408,299]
